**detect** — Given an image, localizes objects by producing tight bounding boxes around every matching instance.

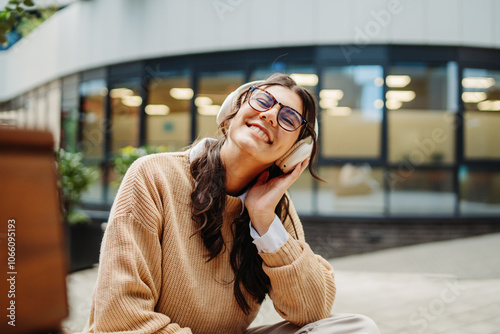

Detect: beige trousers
[244,313,380,334]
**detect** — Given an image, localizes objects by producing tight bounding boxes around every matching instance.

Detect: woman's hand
[245,158,310,236]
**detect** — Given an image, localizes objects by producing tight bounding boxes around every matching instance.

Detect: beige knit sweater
[82,150,335,334]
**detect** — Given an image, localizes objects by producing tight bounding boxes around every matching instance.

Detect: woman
[82,74,379,333]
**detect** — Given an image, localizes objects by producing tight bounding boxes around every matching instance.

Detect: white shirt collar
[189,138,248,214]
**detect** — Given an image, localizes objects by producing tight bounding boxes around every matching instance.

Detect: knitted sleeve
[83,156,192,334]
[258,196,336,327]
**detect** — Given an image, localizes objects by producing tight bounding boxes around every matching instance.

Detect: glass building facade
[3,45,500,218]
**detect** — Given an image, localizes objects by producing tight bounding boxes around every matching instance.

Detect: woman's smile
[247,123,272,144]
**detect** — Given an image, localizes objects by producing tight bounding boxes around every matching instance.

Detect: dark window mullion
[382,62,390,216]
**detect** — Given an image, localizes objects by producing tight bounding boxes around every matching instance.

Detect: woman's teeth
[249,125,270,143]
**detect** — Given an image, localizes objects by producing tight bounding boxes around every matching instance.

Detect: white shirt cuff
[249,214,289,253]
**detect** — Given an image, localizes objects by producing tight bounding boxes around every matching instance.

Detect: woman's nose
[258,105,280,127]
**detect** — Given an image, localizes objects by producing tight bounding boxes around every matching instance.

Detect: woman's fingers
[287,157,310,183]
[255,170,270,185]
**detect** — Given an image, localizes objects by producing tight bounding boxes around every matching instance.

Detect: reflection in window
[318,164,384,216]
[0,100,18,127]
[289,171,315,215]
[80,79,107,159]
[251,65,318,95]
[462,68,500,159]
[460,167,500,215]
[81,167,105,204]
[389,168,454,215]
[110,81,141,153]
[61,75,79,152]
[388,63,456,165]
[79,79,107,203]
[321,65,383,158]
[146,73,191,150]
[196,71,244,139]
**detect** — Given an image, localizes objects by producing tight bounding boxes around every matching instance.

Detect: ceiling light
[85,112,98,123]
[386,90,416,102]
[121,96,142,107]
[170,88,194,100]
[386,75,411,88]
[110,88,134,98]
[195,96,213,107]
[319,89,344,100]
[386,99,402,110]
[320,99,339,109]
[477,100,500,111]
[462,92,487,103]
[290,73,318,86]
[374,77,384,87]
[462,77,495,89]
[374,99,384,109]
[145,104,170,116]
[198,105,221,116]
[327,107,352,116]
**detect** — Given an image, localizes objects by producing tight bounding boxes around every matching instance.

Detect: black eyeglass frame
[248,85,308,132]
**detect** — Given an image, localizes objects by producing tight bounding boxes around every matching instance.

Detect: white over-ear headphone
[217,81,318,174]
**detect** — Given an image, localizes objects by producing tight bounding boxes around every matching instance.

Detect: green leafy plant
[112,145,171,187]
[57,149,98,224]
[16,5,57,37]
[0,0,35,45]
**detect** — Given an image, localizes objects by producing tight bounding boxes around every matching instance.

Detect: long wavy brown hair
[190,73,321,314]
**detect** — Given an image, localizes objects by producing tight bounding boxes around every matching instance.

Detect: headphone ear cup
[275,140,313,174]
[216,91,238,126]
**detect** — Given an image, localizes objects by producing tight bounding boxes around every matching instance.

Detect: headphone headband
[216,81,264,125]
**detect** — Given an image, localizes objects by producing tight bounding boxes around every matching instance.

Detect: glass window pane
[0,100,17,127]
[463,68,500,160]
[61,75,79,152]
[388,63,456,165]
[289,171,315,215]
[318,164,384,216]
[80,79,107,159]
[146,73,191,150]
[107,163,121,204]
[110,80,141,153]
[250,64,317,87]
[389,168,454,215]
[79,78,107,204]
[81,163,104,203]
[288,66,318,95]
[460,167,500,215]
[321,66,383,158]
[196,71,244,139]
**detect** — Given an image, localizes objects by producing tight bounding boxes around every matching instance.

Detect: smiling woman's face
[226,85,304,166]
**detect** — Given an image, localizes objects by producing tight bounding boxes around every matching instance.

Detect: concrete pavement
[63,232,500,334]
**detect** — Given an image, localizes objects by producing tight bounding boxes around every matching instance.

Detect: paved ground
[63,232,500,334]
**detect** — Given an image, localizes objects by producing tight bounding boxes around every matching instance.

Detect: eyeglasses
[248,85,308,132]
